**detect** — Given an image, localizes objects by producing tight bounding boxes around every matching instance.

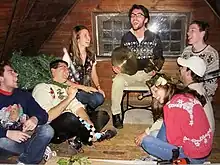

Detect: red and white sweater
[164,94,213,158]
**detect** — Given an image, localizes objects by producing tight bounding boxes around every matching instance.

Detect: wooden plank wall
[40,0,220,103]
[0,0,76,59]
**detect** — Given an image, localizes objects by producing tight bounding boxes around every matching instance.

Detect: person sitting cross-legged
[0,61,54,164]
[177,56,215,133]
[32,59,116,150]
[135,76,213,164]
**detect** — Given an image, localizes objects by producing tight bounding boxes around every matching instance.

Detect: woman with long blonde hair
[63,25,105,112]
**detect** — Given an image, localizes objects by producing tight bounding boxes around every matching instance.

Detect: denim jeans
[141,122,207,164]
[76,90,104,110]
[0,124,54,164]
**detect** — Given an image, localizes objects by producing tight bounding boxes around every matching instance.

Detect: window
[94,12,190,57]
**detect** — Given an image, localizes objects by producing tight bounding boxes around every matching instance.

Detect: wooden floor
[49,101,220,163]
[2,100,220,164]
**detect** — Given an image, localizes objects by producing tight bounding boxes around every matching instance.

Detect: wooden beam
[39,0,80,52]
[1,0,18,60]
[204,0,220,20]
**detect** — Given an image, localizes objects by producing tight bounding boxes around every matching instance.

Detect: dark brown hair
[151,83,206,121]
[0,61,11,77]
[128,4,150,27]
[190,20,209,41]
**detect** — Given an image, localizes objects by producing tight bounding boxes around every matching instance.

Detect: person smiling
[62,25,105,113]
[135,76,213,164]
[181,20,219,101]
[111,4,164,129]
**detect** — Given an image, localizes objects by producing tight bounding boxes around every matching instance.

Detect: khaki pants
[111,70,152,115]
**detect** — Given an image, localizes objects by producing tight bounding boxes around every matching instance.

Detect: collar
[0,88,13,96]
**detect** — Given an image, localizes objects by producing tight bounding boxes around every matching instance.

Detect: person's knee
[0,138,9,146]
[39,124,54,139]
[113,74,125,85]
[62,112,82,126]
[93,92,104,106]
[141,135,155,146]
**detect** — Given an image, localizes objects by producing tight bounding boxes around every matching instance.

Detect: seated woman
[135,76,213,164]
[63,25,104,112]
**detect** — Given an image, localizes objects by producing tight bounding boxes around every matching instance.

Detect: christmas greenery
[57,155,91,165]
[10,50,59,90]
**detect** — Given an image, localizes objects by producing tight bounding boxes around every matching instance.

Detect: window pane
[115,31,123,40]
[103,43,113,53]
[114,21,122,30]
[103,31,112,39]
[95,12,189,57]
[159,31,170,40]
[162,41,170,51]
[103,21,112,29]
[170,42,181,51]
[171,31,181,40]
[171,19,182,29]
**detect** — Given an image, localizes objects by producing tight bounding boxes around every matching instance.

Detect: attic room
[0,0,220,164]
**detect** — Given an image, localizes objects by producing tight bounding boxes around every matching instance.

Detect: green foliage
[57,155,91,165]
[10,51,59,90]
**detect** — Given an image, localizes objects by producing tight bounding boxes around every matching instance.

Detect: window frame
[93,11,191,58]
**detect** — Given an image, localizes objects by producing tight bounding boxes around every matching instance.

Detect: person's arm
[47,94,75,121]
[66,80,97,93]
[91,62,105,97]
[32,84,76,122]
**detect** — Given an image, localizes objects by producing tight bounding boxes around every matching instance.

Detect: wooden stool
[120,83,152,122]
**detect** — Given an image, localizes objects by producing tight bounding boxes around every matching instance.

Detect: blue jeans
[0,124,54,164]
[141,122,207,164]
[76,90,104,110]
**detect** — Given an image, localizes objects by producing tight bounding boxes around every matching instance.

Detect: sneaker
[68,137,83,151]
[43,146,57,162]
[97,129,117,142]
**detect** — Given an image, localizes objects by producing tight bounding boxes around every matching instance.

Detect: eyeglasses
[130,13,145,18]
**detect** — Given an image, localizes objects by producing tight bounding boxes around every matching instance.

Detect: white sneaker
[16,162,25,165]
[43,146,57,161]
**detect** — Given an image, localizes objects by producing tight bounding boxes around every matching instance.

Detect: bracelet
[96,84,101,89]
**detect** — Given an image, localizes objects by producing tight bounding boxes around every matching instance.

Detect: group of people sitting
[0,3,219,165]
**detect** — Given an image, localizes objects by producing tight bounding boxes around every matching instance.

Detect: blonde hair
[68,25,95,64]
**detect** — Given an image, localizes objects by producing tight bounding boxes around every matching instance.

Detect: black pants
[49,111,109,144]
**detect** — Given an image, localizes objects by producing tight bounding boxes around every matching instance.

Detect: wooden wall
[40,0,220,103]
[0,0,77,60]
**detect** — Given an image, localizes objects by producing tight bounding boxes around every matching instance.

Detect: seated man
[177,56,215,133]
[135,56,215,161]
[111,4,164,129]
[32,59,116,149]
[0,61,54,164]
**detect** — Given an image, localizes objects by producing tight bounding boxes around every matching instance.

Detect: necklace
[192,45,208,53]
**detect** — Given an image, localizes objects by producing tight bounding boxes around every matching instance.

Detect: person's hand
[6,130,31,143]
[63,47,69,55]
[22,116,38,132]
[134,132,146,146]
[66,86,78,99]
[151,70,157,76]
[98,88,105,98]
[82,86,98,93]
[112,66,121,74]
